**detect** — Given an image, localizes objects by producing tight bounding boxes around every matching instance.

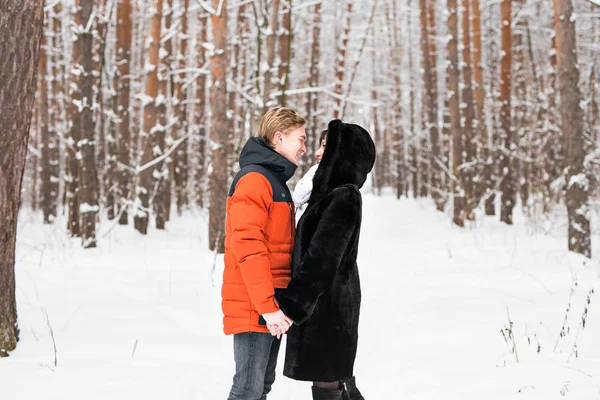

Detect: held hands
[262,310,292,339]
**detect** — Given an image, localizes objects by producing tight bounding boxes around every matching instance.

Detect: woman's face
[315,137,326,162]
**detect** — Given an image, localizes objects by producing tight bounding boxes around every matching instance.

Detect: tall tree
[0,0,45,357]
[408,0,418,198]
[116,0,133,225]
[513,0,530,210]
[483,7,498,216]
[39,30,56,223]
[427,0,442,210]
[134,0,164,234]
[262,0,280,109]
[173,0,190,214]
[448,0,465,226]
[78,0,99,248]
[461,0,476,219]
[499,0,515,224]
[209,0,229,253]
[333,1,352,119]
[194,13,208,208]
[66,1,84,237]
[303,2,322,177]
[154,0,173,229]
[554,0,591,257]
[418,0,432,197]
[278,1,292,105]
[391,0,405,199]
[472,0,490,212]
[227,3,248,182]
[371,42,383,194]
[49,3,64,216]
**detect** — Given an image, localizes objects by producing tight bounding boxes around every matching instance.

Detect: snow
[79,203,99,213]
[568,173,589,191]
[3,194,599,399]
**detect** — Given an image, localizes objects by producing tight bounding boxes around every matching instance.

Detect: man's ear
[273,131,283,144]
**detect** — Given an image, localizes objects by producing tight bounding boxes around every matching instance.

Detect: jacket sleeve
[277,186,360,324]
[229,173,279,315]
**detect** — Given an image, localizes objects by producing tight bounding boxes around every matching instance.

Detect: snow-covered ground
[3,194,599,399]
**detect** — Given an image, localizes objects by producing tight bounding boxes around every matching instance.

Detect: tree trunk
[278,1,292,106]
[408,0,419,198]
[372,46,383,195]
[93,0,109,215]
[31,88,39,211]
[514,0,529,212]
[227,3,247,183]
[461,0,476,220]
[134,0,164,234]
[391,0,405,199]
[0,0,45,357]
[499,0,515,225]
[590,66,598,147]
[67,2,83,237]
[173,0,189,215]
[554,0,591,258]
[39,31,55,222]
[448,0,464,226]
[116,0,132,225]
[209,0,229,253]
[472,0,488,210]
[155,0,173,229]
[333,1,352,119]
[484,10,497,216]
[262,0,280,110]
[541,8,562,214]
[427,0,442,210]
[50,3,64,216]
[419,0,433,200]
[194,14,208,208]
[302,3,321,177]
[78,0,98,248]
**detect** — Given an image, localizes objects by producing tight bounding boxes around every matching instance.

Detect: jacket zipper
[288,202,295,239]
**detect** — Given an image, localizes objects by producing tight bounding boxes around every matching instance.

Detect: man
[222,107,307,400]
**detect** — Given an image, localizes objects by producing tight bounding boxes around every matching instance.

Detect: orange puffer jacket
[222,137,297,335]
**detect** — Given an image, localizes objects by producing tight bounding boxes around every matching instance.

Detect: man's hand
[262,310,292,339]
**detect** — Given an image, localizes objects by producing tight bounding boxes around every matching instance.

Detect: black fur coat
[277,119,376,382]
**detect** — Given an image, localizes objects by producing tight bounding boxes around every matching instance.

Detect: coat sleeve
[229,173,279,315]
[292,164,318,207]
[277,186,360,324]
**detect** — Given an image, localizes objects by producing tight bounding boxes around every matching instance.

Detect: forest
[0,0,599,362]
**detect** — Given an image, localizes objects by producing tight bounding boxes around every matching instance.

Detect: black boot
[342,376,365,400]
[312,386,344,400]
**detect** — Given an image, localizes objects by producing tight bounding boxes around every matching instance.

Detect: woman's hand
[262,310,292,339]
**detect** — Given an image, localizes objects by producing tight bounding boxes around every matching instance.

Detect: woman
[292,129,328,208]
[273,120,375,400]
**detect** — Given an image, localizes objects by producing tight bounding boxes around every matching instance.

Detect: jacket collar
[239,137,298,183]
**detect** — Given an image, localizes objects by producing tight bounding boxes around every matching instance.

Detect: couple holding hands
[221,107,375,400]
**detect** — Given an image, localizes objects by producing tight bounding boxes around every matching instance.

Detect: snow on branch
[269,86,380,108]
[195,0,226,16]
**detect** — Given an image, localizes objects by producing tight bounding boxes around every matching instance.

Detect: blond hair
[258,107,307,147]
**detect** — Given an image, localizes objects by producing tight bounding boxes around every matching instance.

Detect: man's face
[273,126,307,166]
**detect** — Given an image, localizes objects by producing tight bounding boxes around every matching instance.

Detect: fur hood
[309,120,376,203]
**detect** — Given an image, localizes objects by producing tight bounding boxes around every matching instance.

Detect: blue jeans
[227,332,281,400]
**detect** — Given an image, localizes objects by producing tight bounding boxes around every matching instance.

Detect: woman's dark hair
[319,130,328,143]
